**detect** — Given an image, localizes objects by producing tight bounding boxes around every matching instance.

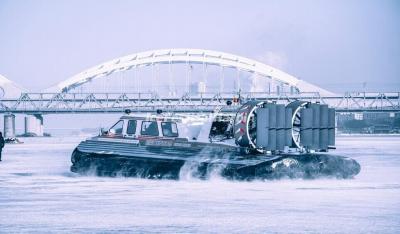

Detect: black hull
[70,148,361,180]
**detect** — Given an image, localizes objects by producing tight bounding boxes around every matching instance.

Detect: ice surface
[0,136,399,233]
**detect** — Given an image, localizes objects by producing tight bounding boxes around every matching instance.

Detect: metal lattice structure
[0,92,399,114]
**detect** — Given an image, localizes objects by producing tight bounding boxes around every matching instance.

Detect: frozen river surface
[0,135,399,233]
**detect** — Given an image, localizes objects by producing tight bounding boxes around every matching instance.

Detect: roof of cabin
[120,115,183,122]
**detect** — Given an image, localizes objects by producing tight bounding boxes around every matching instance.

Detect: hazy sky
[0,0,399,92]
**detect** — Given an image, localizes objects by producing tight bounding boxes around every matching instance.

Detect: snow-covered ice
[0,135,399,233]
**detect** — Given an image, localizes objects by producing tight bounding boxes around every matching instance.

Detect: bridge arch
[49,48,332,95]
[0,74,27,98]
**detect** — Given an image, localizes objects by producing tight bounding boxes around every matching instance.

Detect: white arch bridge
[0,49,399,138]
[46,48,332,95]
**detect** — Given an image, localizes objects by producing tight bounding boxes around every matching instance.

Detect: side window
[127,120,137,135]
[109,120,124,135]
[161,122,179,137]
[141,121,159,136]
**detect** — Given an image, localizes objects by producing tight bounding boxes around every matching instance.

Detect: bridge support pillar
[4,114,16,139]
[24,114,44,137]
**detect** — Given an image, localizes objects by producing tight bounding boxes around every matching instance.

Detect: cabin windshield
[141,121,159,136]
[161,122,179,137]
[126,120,137,135]
[109,120,124,135]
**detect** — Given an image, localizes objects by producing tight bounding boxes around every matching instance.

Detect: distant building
[354,113,363,120]
[338,112,394,123]
[337,113,355,125]
[368,124,392,134]
[190,82,206,94]
[363,112,391,120]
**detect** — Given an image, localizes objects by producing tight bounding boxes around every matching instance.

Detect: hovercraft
[70,101,361,180]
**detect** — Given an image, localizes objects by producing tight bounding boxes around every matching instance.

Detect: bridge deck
[1,92,399,114]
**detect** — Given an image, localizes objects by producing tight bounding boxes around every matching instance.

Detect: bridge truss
[1,91,399,114]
